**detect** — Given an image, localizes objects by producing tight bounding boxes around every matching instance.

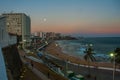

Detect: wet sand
[45,42,119,68]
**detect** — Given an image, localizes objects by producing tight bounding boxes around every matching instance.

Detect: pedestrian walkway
[0,46,8,80]
[19,50,50,80]
[70,62,120,72]
[30,67,50,80]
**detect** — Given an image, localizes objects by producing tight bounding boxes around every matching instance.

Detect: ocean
[56,37,120,62]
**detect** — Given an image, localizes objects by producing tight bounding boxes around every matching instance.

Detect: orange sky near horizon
[31,18,120,34]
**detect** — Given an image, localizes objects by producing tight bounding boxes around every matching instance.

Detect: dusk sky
[0,0,120,37]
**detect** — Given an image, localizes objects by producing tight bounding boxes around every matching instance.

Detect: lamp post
[65,59,68,77]
[110,53,115,80]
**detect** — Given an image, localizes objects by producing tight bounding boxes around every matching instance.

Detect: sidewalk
[19,50,50,80]
[30,67,50,80]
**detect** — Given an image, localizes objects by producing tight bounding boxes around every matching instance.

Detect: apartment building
[2,13,31,47]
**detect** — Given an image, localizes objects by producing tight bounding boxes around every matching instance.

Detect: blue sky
[0,0,120,37]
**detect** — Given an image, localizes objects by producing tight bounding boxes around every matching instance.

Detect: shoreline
[45,41,120,69]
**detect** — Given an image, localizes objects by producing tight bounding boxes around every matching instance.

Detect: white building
[33,31,46,40]
[2,13,31,47]
[33,32,40,37]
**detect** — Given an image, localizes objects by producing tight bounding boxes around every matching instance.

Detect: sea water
[56,37,120,62]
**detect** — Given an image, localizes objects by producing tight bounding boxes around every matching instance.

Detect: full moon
[43,18,47,22]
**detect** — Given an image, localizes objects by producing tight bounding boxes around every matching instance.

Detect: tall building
[2,13,31,47]
[33,31,45,40]
[2,13,31,46]
[45,32,56,40]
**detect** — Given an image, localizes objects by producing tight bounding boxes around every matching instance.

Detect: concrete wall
[0,46,8,80]
[2,45,22,80]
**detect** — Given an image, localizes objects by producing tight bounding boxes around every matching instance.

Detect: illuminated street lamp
[110,53,115,80]
[86,44,93,47]
[110,53,114,57]
[89,44,93,47]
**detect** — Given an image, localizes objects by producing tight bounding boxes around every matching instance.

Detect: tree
[84,44,96,77]
[114,47,120,68]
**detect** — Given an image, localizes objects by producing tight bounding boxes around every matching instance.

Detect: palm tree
[110,48,120,80]
[114,47,120,68]
[84,44,96,77]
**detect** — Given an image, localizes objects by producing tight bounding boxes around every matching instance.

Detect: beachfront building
[32,31,46,40]
[54,33,61,39]
[45,32,55,40]
[2,13,31,48]
[39,31,46,40]
[33,32,41,37]
[32,31,62,40]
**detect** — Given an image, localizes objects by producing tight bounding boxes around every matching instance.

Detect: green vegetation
[84,44,96,77]
[114,47,120,65]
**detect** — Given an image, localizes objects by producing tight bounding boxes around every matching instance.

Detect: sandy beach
[45,42,119,69]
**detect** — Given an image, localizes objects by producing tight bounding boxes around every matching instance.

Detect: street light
[86,44,93,47]
[89,44,93,47]
[110,53,115,80]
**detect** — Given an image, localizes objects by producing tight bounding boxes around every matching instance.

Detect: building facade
[0,16,17,48]
[32,31,46,40]
[2,13,31,47]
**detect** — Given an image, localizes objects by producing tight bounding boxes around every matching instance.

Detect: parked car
[67,70,75,78]
[75,74,84,80]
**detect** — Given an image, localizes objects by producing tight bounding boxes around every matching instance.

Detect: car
[75,74,84,80]
[67,70,75,78]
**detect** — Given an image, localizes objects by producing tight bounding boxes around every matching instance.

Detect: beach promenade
[19,49,68,80]
[19,50,48,80]
[45,42,120,80]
